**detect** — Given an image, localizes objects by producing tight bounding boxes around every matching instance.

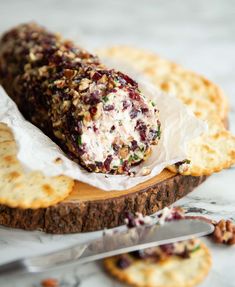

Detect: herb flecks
[77,135,82,146]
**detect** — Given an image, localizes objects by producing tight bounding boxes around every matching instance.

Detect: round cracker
[0,123,13,143]
[168,113,235,176]
[97,46,228,121]
[0,124,74,209]
[104,242,212,287]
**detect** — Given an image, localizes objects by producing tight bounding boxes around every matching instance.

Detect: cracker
[0,124,74,209]
[168,113,235,175]
[104,242,212,287]
[0,123,13,143]
[97,46,228,121]
[98,46,235,175]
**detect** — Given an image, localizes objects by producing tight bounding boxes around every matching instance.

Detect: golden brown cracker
[0,123,74,209]
[104,242,212,287]
[0,123,13,143]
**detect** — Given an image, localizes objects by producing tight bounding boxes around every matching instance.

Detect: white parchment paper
[0,69,206,191]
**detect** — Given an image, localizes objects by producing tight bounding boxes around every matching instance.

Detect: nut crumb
[142,167,151,176]
[41,278,59,287]
[54,157,62,164]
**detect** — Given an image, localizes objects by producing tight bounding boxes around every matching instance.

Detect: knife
[0,219,214,277]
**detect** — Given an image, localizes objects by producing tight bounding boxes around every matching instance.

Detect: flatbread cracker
[168,114,235,175]
[0,123,13,143]
[98,46,235,175]
[0,124,74,209]
[104,242,212,287]
[97,46,228,121]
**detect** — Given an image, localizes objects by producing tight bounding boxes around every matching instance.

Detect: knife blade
[0,219,214,277]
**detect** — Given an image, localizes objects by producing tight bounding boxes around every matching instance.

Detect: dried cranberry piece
[118,72,137,86]
[141,107,149,113]
[136,120,147,142]
[64,61,81,69]
[93,124,98,132]
[122,160,129,172]
[49,54,61,65]
[129,90,140,101]
[130,108,140,119]
[166,209,184,221]
[104,155,113,171]
[110,125,116,132]
[130,249,159,260]
[109,88,117,93]
[160,243,174,255]
[130,250,147,259]
[116,255,131,269]
[172,212,184,220]
[123,100,130,110]
[172,214,182,220]
[90,91,102,104]
[131,140,138,151]
[89,106,97,115]
[112,144,119,153]
[84,91,101,105]
[177,247,190,259]
[76,121,83,134]
[76,146,85,156]
[92,72,102,81]
[125,211,137,228]
[104,104,114,111]
[139,129,147,142]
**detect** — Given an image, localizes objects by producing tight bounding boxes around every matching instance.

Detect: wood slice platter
[0,170,207,234]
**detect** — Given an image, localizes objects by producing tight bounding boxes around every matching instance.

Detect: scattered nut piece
[41,278,59,287]
[99,74,108,84]
[54,79,66,88]
[93,102,102,120]
[54,157,62,164]
[212,219,235,245]
[83,111,91,123]
[141,167,151,176]
[79,78,90,91]
[119,147,129,159]
[117,166,124,173]
[38,66,49,77]
[29,52,37,61]
[64,69,76,79]
[61,100,71,111]
[178,162,190,173]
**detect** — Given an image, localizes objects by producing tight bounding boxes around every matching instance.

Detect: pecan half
[212,220,235,245]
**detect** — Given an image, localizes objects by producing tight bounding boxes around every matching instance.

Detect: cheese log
[0,23,161,174]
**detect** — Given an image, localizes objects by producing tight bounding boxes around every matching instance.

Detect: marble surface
[0,0,235,286]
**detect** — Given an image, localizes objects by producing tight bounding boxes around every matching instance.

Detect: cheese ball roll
[0,23,161,174]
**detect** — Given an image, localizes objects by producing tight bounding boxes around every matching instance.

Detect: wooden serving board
[0,170,207,234]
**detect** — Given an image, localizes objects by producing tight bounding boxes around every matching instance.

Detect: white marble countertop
[0,0,234,286]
